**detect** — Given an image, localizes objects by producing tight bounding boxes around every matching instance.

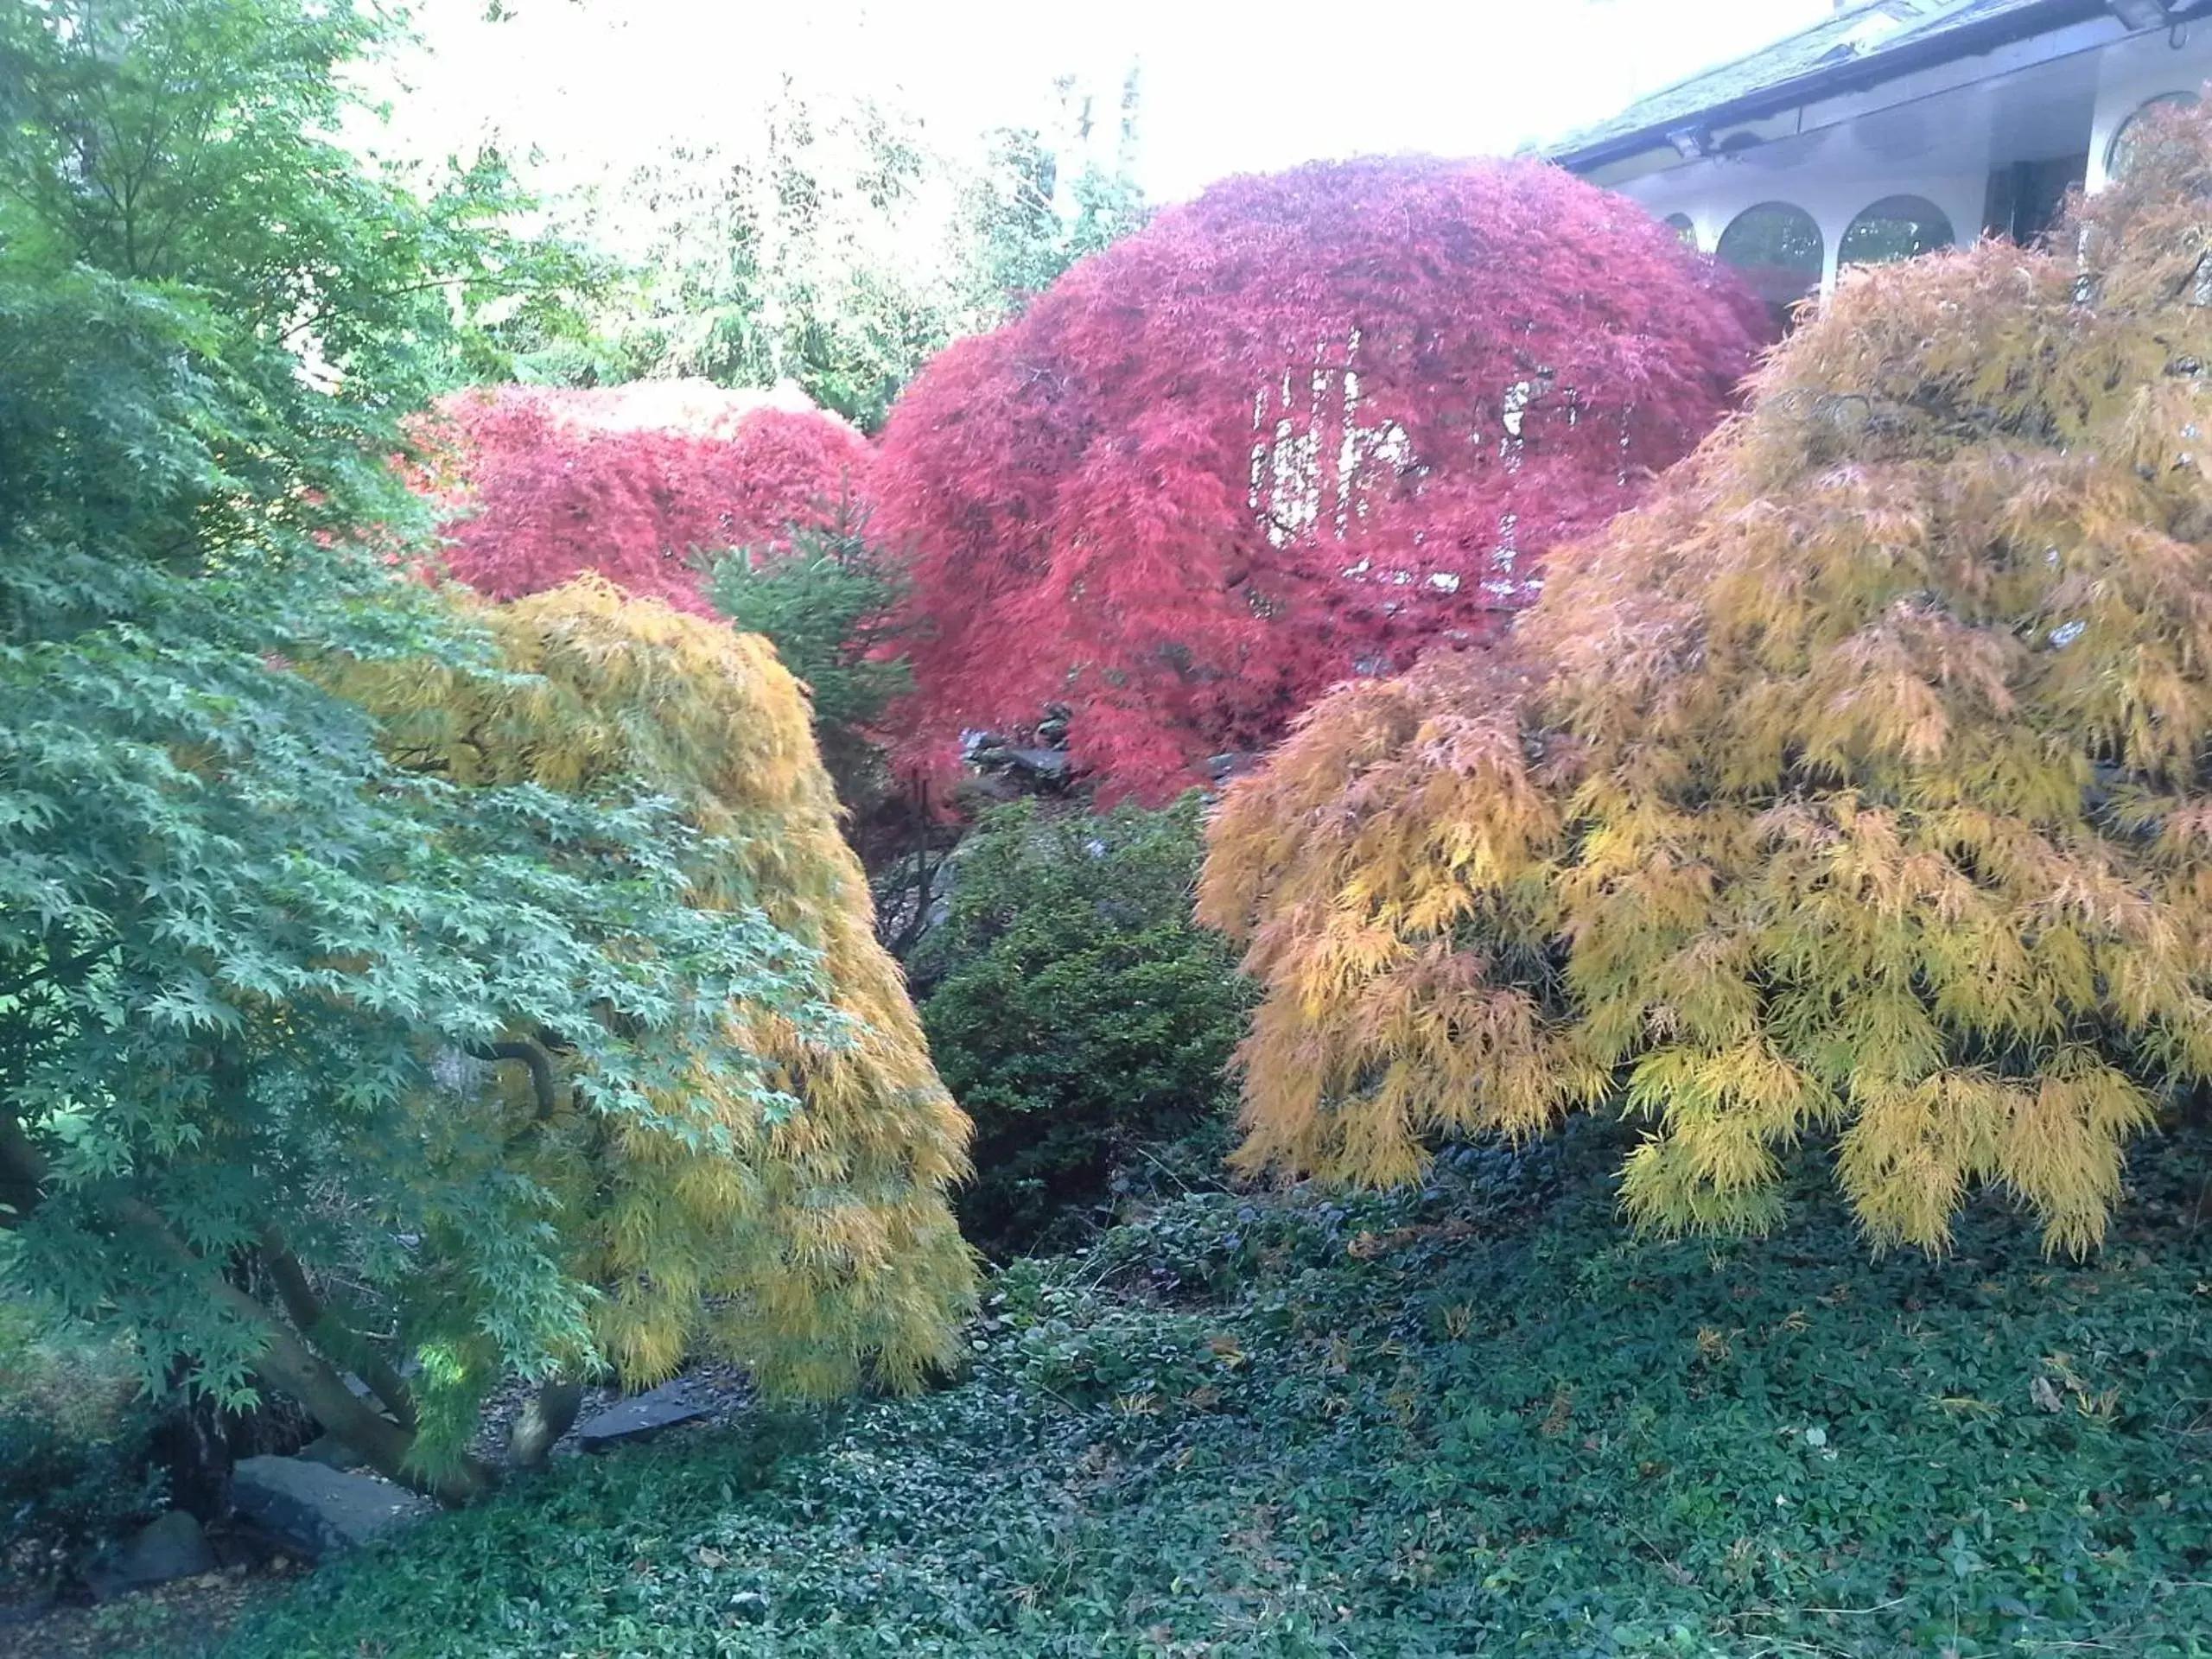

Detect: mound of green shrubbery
[200,1116,2212,1658]
[912,794,1253,1256]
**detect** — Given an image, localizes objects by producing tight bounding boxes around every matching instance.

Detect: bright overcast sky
[383,0,1834,202]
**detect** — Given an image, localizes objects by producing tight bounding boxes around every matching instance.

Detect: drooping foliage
[873,156,1763,797]
[1201,105,2212,1256]
[421,381,873,613]
[340,581,975,1402]
[0,0,967,1503]
[910,796,1251,1254]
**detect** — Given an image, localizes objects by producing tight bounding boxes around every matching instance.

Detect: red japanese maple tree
[421,381,873,613]
[871,156,1764,796]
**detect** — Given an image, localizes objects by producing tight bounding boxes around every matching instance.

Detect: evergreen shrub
[914,796,1253,1253]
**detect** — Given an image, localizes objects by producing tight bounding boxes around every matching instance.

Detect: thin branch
[258,1224,420,1430]
[467,1039,560,1123]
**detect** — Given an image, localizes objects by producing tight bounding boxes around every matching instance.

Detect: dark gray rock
[86,1510,217,1599]
[960,730,1073,787]
[574,1376,718,1450]
[1205,750,1260,784]
[228,1456,431,1558]
[1001,747,1070,779]
[293,1433,365,1471]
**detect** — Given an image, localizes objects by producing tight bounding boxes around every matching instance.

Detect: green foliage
[0,1304,160,1586]
[0,234,815,1475]
[563,95,951,429]
[0,0,594,397]
[207,1122,2212,1658]
[0,0,963,1499]
[702,504,913,801]
[912,798,1252,1254]
[951,74,1150,323]
[531,79,1146,429]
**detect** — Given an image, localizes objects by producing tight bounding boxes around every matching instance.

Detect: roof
[1544,0,2105,169]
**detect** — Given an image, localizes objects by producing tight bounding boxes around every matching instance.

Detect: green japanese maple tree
[0,0,972,1502]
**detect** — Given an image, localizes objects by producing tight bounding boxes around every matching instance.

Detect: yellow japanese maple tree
[1202,102,2212,1255]
[346,578,975,1407]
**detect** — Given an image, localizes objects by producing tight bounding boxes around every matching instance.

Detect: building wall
[2087,23,2212,193]
[1605,22,2212,299]
[1656,170,1990,295]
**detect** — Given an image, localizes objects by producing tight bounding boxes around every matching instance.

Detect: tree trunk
[0,1111,46,1224]
[505,1377,584,1471]
[258,1226,420,1430]
[117,1200,493,1506]
[7,1071,491,1503]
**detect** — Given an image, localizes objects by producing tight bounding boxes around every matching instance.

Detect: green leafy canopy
[913,796,1253,1254]
[0,0,880,1497]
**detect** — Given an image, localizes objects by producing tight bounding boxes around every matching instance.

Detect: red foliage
[872,156,1764,797]
[420,381,873,613]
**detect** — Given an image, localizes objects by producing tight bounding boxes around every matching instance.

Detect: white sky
[382,0,1833,203]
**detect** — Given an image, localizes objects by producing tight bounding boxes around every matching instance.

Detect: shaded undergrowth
[207,1116,2212,1656]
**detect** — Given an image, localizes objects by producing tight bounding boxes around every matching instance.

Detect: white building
[1547,0,2212,321]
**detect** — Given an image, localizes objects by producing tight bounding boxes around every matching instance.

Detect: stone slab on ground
[227,1456,432,1558]
[573,1376,723,1449]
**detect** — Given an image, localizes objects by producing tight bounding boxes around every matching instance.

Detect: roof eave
[1545,0,2119,174]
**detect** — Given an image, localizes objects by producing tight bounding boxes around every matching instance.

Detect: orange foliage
[1202,102,2212,1255]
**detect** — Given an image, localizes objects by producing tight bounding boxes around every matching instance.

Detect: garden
[5,1,2212,1655]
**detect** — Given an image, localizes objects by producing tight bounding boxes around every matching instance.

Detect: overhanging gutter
[1547,0,2170,173]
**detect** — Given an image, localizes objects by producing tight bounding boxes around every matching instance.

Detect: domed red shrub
[419,381,873,613]
[870,156,1764,797]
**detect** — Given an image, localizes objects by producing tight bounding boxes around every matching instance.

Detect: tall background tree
[1201,104,2212,1256]
[870,156,1764,798]
[0,0,971,1503]
[950,70,1148,327]
[522,77,1149,431]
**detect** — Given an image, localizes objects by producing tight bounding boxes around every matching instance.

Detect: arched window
[2107,91,2201,181]
[1717,203,1824,327]
[1839,195,1955,269]
[1663,213,1698,249]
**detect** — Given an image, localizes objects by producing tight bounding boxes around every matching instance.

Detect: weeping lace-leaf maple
[1202,102,2212,1255]
[339,580,975,1405]
[421,381,874,613]
[872,156,1762,797]
[0,0,967,1506]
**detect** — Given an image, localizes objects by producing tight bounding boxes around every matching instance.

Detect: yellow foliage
[343,576,975,1394]
[1201,102,2212,1256]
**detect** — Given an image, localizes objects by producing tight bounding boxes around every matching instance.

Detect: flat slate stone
[228,1455,432,1558]
[574,1376,717,1449]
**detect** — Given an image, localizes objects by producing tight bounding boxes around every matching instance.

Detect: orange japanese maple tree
[1202,103,2212,1255]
